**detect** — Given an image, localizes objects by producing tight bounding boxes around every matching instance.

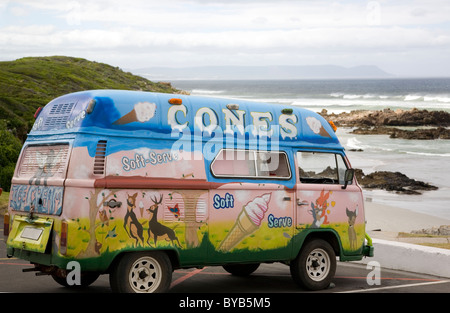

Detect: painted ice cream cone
[218,193,271,252]
[306,116,331,138]
[113,109,137,125]
[139,201,144,217]
[318,126,331,138]
[218,209,258,252]
[113,102,156,125]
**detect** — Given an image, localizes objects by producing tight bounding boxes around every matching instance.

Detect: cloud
[1,0,449,75]
[3,24,447,54]
[9,0,450,30]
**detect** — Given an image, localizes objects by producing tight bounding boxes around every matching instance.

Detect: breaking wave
[330,93,450,103]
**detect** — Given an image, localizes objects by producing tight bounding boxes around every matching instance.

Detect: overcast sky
[1,0,449,77]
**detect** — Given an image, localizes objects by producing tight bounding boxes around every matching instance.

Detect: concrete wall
[356,238,450,278]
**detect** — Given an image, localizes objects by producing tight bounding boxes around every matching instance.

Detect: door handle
[104,199,122,208]
[297,200,309,206]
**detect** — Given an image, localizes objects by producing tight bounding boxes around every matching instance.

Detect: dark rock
[351,126,392,135]
[321,108,450,128]
[389,127,450,140]
[355,170,438,194]
[351,126,450,140]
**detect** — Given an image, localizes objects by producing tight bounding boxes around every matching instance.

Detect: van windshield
[297,151,347,184]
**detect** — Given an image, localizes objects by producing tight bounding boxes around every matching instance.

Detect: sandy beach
[364,200,450,244]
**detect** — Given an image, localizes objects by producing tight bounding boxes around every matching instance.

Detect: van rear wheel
[290,239,336,291]
[110,251,172,293]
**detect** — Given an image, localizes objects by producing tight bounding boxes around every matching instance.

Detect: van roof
[30,90,343,150]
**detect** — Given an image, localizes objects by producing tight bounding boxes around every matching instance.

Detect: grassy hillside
[0,191,8,216]
[0,56,183,192]
[0,56,182,141]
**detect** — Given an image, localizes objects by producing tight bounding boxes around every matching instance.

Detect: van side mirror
[341,169,355,190]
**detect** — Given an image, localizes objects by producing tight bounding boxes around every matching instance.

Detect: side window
[297,151,348,184]
[257,151,291,178]
[211,149,256,177]
[211,149,291,179]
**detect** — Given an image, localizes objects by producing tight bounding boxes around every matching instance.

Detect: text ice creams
[218,193,271,252]
[113,102,156,125]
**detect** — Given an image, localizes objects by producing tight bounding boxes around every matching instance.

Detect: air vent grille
[93,140,107,175]
[44,102,76,129]
[49,103,75,115]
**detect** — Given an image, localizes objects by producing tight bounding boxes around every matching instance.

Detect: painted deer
[123,193,144,246]
[147,195,181,248]
[346,205,359,250]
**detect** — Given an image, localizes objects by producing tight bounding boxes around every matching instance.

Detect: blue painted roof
[30,90,343,150]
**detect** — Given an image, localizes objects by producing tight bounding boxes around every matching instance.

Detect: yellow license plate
[7,215,53,253]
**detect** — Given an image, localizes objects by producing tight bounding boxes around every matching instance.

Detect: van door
[7,142,71,253]
[295,151,365,255]
[208,149,295,262]
[9,143,71,216]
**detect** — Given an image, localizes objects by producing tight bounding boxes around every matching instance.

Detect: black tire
[109,251,172,293]
[223,263,260,276]
[51,272,100,288]
[290,239,336,291]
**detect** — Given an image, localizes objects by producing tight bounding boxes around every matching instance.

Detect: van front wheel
[290,239,336,291]
[110,251,172,293]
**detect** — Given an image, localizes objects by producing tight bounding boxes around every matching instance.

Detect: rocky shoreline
[411,225,450,236]
[355,169,438,195]
[319,108,446,194]
[351,126,450,140]
[320,107,450,127]
[320,108,450,140]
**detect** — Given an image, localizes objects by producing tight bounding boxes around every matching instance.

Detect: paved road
[2,215,450,294]
[1,240,449,294]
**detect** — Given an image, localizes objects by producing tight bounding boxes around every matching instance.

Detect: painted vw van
[4,90,373,292]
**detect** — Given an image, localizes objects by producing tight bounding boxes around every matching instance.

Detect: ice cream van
[4,90,373,292]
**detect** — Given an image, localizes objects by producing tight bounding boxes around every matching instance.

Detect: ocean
[170,78,450,221]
